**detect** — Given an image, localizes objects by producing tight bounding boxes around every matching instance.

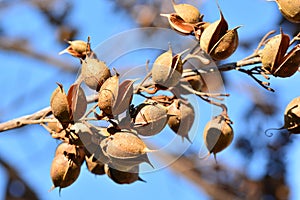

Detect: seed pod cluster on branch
[161,2,241,60]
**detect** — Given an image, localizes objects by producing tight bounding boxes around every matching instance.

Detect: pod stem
[264,126,285,137]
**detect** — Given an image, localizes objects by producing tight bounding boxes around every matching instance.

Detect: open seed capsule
[274,0,300,23]
[284,96,300,133]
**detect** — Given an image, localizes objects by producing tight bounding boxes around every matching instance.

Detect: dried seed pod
[47,121,63,133]
[112,79,134,115]
[167,99,195,142]
[67,84,87,121]
[261,31,300,77]
[98,74,119,116]
[81,57,111,91]
[101,132,152,170]
[284,96,300,133]
[160,13,194,35]
[275,0,300,23]
[209,26,241,60]
[273,44,300,77]
[203,115,234,159]
[50,154,81,191]
[59,40,90,59]
[55,142,85,165]
[104,164,144,184]
[200,8,240,60]
[200,9,228,56]
[50,83,71,125]
[261,31,290,74]
[151,47,184,88]
[172,0,201,23]
[85,154,105,175]
[133,102,168,136]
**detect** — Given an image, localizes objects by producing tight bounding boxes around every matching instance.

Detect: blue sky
[1,0,300,199]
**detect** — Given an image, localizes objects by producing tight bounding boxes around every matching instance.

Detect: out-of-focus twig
[0,36,78,73]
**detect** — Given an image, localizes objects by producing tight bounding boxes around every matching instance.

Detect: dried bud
[203,115,233,159]
[81,57,111,91]
[167,99,195,142]
[59,40,90,59]
[133,102,168,136]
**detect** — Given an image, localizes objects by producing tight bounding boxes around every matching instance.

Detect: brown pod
[151,47,184,88]
[112,79,134,115]
[81,57,111,91]
[133,102,168,136]
[101,132,152,170]
[104,164,143,184]
[67,84,87,121]
[284,96,300,133]
[209,26,241,60]
[59,40,90,59]
[182,73,208,93]
[50,154,81,191]
[200,9,228,56]
[160,13,195,35]
[203,115,233,159]
[167,99,195,142]
[98,74,119,116]
[85,154,105,175]
[273,44,300,77]
[172,0,201,23]
[275,0,300,23]
[55,142,85,165]
[50,83,71,124]
[260,31,290,74]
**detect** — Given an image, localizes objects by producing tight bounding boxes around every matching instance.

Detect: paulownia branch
[0,94,98,133]
[0,36,78,73]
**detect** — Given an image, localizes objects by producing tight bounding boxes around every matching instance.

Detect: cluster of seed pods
[161,1,240,60]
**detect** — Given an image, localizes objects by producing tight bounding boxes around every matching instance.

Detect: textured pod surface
[55,142,85,165]
[152,49,183,88]
[104,165,141,184]
[81,57,111,91]
[284,97,300,133]
[260,32,290,73]
[98,75,119,115]
[167,99,195,141]
[274,44,300,77]
[101,132,152,171]
[50,84,71,124]
[200,10,228,54]
[134,103,168,136]
[172,2,201,23]
[50,154,81,189]
[209,26,240,60]
[276,0,300,23]
[203,116,233,156]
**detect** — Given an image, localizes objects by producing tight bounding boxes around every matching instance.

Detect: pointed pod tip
[58,48,68,55]
[199,152,211,160]
[160,13,170,18]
